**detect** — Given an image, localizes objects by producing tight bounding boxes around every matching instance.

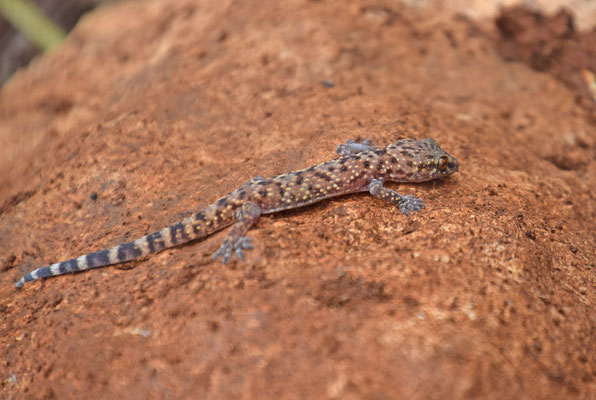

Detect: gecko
[14,138,459,288]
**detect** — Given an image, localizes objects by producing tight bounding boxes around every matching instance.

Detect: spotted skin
[14,138,458,288]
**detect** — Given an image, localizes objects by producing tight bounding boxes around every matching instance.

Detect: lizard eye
[437,156,448,171]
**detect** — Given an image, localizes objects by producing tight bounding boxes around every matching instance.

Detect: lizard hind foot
[212,236,254,264]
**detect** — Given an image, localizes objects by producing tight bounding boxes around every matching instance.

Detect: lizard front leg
[336,138,378,156]
[368,178,425,216]
[212,201,261,264]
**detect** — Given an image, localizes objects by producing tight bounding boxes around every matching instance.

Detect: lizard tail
[14,207,230,288]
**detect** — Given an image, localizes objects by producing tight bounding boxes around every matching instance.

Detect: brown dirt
[1,1,594,398]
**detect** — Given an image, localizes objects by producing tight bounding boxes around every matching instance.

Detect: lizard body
[14,138,458,288]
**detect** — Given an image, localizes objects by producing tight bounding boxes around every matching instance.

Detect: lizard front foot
[336,138,378,156]
[398,195,425,216]
[212,236,254,264]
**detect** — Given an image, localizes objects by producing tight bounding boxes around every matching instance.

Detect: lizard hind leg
[212,201,261,264]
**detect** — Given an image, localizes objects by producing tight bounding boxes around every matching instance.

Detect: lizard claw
[234,237,253,260]
[213,236,254,264]
[399,195,425,216]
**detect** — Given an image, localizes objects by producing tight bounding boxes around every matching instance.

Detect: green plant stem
[0,0,66,52]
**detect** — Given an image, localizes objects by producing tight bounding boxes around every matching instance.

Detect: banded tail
[14,206,232,288]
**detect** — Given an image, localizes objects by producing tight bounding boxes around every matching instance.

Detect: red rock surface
[0,1,594,398]
[496,6,596,120]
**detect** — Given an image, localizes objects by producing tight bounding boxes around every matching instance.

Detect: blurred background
[1,0,596,86]
[0,0,110,83]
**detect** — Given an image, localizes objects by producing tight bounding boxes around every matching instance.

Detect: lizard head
[385,138,459,182]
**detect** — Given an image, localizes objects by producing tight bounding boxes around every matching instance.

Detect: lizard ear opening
[437,156,449,171]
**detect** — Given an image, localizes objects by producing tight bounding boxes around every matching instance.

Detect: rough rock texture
[0,1,594,398]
